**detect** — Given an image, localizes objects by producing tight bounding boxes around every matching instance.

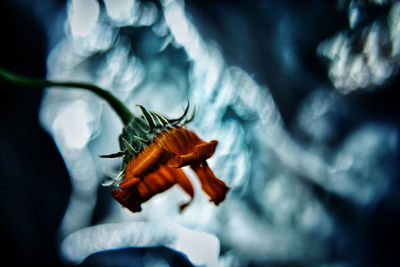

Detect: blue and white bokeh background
[1,0,400,266]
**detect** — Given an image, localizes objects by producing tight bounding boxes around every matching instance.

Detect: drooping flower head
[102,103,230,213]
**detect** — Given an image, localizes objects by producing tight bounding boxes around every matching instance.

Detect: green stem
[0,68,135,125]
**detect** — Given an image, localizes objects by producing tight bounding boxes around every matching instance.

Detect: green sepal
[138,105,155,131]
[120,117,150,151]
[137,116,151,132]
[151,111,169,127]
[101,170,125,187]
[183,107,196,125]
[168,100,190,125]
[121,137,138,155]
[99,151,126,158]
[133,135,151,145]
[120,155,128,174]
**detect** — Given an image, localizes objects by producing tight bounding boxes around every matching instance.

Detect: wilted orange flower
[111,126,229,212]
[0,69,230,214]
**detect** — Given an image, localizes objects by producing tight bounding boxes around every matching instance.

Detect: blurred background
[0,0,399,266]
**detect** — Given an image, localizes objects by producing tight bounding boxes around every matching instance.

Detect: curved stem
[0,68,135,125]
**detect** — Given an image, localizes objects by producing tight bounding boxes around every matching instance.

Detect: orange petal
[172,127,193,153]
[167,127,187,154]
[157,164,177,183]
[191,161,229,205]
[145,170,170,189]
[166,155,184,168]
[168,140,218,168]
[119,176,141,190]
[187,128,205,145]
[111,188,142,212]
[126,144,163,179]
[154,165,194,211]
[155,127,212,156]
[196,140,218,158]
[180,127,199,146]
[111,188,130,203]
[134,165,176,203]
[135,180,153,203]
[155,131,174,152]
[179,127,196,147]
[172,167,194,211]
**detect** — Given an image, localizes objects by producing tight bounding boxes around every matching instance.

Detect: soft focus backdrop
[1,0,399,266]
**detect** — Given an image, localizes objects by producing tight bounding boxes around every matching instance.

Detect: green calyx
[115,102,195,172]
